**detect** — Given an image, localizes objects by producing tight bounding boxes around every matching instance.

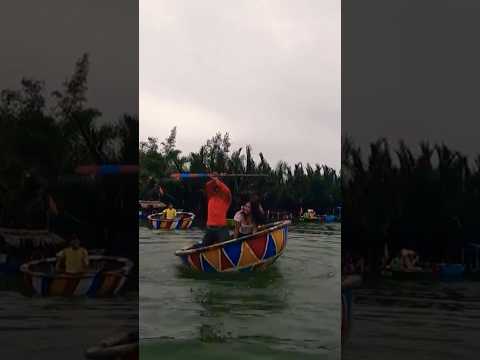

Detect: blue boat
[438,263,464,281]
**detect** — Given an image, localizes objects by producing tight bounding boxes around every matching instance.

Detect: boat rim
[20,255,134,279]
[147,211,195,222]
[174,220,291,256]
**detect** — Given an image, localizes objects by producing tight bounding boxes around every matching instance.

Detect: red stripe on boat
[189,253,202,271]
[220,250,234,271]
[247,234,268,260]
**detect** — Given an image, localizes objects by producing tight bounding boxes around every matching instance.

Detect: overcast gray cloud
[140,0,340,169]
[0,1,138,122]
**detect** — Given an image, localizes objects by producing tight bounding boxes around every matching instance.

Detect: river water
[0,277,137,360]
[342,278,480,360]
[140,222,341,360]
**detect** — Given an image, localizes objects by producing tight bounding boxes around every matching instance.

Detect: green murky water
[342,278,480,360]
[0,286,137,359]
[140,222,341,359]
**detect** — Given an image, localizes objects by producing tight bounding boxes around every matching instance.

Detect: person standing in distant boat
[161,203,177,220]
[202,174,232,246]
[56,234,89,274]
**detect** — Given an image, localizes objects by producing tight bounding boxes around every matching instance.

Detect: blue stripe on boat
[87,272,102,297]
[263,235,277,259]
[42,277,50,296]
[223,241,242,266]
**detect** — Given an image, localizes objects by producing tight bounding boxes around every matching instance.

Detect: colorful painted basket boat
[175,220,290,273]
[147,212,195,230]
[20,255,133,297]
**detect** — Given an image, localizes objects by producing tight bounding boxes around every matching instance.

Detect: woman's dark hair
[250,194,265,225]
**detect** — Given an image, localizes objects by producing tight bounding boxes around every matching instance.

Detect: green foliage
[0,54,138,227]
[343,137,480,266]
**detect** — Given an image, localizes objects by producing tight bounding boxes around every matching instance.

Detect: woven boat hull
[147,212,195,230]
[20,255,133,297]
[175,221,289,273]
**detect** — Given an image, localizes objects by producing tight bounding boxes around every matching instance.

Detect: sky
[0,1,138,123]
[140,0,340,169]
[343,0,480,160]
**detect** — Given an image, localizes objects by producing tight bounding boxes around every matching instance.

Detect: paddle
[168,173,269,181]
[75,165,139,176]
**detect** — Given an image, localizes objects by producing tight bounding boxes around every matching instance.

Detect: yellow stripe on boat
[49,278,69,296]
[238,242,259,267]
[202,248,221,271]
[271,229,285,252]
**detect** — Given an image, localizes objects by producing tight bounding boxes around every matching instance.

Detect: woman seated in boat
[161,203,177,220]
[233,195,266,238]
[56,234,89,274]
[233,202,256,238]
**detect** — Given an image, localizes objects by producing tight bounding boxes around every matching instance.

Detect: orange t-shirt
[206,178,231,227]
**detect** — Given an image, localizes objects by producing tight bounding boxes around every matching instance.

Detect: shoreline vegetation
[139,128,342,223]
[0,54,138,264]
[342,137,480,275]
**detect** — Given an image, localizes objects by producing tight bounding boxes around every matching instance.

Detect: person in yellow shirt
[162,203,177,220]
[56,234,89,274]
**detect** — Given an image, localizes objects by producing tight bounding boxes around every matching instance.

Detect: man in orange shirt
[202,175,232,246]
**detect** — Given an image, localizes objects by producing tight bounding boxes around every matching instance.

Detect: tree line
[342,137,480,269]
[140,128,341,222]
[0,54,138,256]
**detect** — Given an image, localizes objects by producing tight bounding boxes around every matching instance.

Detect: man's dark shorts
[202,227,230,246]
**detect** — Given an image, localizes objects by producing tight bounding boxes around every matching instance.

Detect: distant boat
[175,220,290,273]
[147,212,195,230]
[20,255,133,297]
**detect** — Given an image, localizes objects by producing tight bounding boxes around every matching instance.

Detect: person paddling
[202,174,232,246]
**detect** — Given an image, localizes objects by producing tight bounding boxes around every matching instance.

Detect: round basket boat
[438,263,464,281]
[20,255,133,297]
[175,220,290,273]
[147,212,195,230]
